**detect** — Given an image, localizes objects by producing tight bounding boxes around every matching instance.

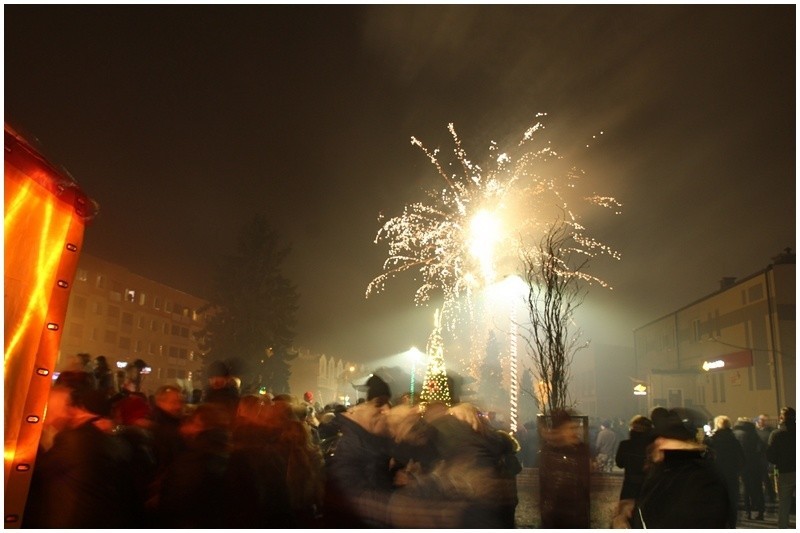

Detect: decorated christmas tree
[420,309,452,406]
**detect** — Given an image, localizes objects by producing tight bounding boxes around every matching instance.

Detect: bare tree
[519,215,596,418]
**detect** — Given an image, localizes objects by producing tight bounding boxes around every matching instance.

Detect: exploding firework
[366,115,621,327]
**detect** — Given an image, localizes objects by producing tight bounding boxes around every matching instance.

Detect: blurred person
[632,409,729,528]
[518,420,540,468]
[539,409,591,528]
[155,402,231,528]
[221,395,298,527]
[145,384,188,518]
[422,401,521,528]
[110,392,157,524]
[22,384,138,528]
[93,355,115,397]
[754,413,777,505]
[595,419,618,472]
[203,359,240,421]
[733,415,766,520]
[323,374,395,527]
[706,415,745,527]
[767,406,796,529]
[612,414,653,528]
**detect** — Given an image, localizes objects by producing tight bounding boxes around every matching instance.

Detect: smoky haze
[4,5,794,365]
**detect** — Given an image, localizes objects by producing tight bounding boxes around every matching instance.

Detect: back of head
[714,415,731,431]
[629,415,653,434]
[780,406,796,429]
[366,374,391,403]
[654,409,695,441]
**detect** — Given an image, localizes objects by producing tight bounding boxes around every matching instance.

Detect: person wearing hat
[202,360,239,424]
[323,374,394,526]
[630,408,730,528]
[767,406,796,529]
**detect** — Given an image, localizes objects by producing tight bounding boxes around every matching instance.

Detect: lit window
[125,289,136,303]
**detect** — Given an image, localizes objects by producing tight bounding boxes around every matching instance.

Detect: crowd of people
[21,358,524,528]
[611,406,796,529]
[19,353,796,529]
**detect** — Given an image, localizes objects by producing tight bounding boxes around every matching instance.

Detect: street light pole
[408,347,422,405]
[509,304,518,433]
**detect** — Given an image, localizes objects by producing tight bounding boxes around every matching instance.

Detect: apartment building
[58,253,208,396]
[633,249,795,422]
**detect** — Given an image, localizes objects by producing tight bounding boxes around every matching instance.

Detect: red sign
[701,350,753,371]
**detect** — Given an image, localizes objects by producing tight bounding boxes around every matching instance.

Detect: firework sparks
[367,117,621,325]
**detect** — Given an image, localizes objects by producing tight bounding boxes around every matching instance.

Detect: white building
[633,249,795,423]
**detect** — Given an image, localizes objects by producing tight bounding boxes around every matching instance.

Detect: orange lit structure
[4,124,96,526]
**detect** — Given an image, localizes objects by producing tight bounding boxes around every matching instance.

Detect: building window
[171,324,180,336]
[135,340,143,353]
[138,316,146,329]
[110,281,123,302]
[92,301,103,315]
[151,319,159,332]
[69,323,83,338]
[107,305,120,319]
[121,312,134,327]
[164,300,172,313]
[692,319,702,342]
[163,323,169,335]
[748,284,764,303]
[149,342,156,355]
[104,330,117,345]
[153,297,162,311]
[179,348,188,359]
[180,327,189,338]
[167,368,177,379]
[95,274,106,289]
[71,295,87,318]
[169,346,179,358]
[125,289,136,303]
[138,292,147,306]
[76,268,88,282]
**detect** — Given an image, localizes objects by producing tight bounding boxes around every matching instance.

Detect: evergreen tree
[197,214,299,392]
[476,329,509,415]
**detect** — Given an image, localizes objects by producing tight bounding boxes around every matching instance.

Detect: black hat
[653,409,695,441]
[366,374,391,402]
[208,360,230,378]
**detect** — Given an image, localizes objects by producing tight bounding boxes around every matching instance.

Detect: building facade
[569,342,637,422]
[58,253,208,397]
[633,250,795,423]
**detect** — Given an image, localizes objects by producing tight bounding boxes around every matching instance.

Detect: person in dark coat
[323,375,395,527]
[632,408,729,529]
[754,413,777,504]
[733,416,766,520]
[706,415,745,527]
[22,384,138,528]
[203,360,240,422]
[767,406,796,529]
[612,414,653,527]
[539,409,591,528]
[423,401,521,528]
[155,403,230,528]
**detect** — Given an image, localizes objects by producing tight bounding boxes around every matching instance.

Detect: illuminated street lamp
[407,347,424,404]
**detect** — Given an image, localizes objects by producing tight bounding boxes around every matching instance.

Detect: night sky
[5,5,795,365]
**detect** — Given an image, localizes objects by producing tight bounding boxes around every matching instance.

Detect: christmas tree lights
[420,309,452,406]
